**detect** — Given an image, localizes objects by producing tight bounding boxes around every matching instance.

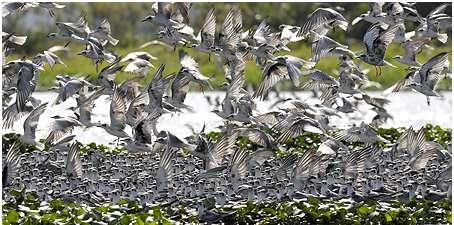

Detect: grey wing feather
[66,142,83,178]
[110,87,127,130]
[23,103,48,140]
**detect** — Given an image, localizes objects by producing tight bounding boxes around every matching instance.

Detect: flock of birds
[2,2,452,220]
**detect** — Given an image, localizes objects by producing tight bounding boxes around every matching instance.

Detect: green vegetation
[2,125,451,224]
[6,41,452,91]
[2,189,451,225]
[2,124,451,156]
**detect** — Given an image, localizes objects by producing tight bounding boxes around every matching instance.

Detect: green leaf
[120,214,132,225]
[153,207,162,220]
[308,196,320,206]
[6,210,20,223]
[384,213,393,222]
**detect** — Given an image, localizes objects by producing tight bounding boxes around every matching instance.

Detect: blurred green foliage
[2,2,452,90]
[2,188,452,225]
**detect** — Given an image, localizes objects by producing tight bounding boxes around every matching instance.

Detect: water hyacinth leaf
[6,210,20,223]
[384,213,393,222]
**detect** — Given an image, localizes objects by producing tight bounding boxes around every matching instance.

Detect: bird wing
[133,117,154,144]
[275,154,298,179]
[179,49,199,70]
[409,141,443,170]
[362,93,390,108]
[373,24,399,58]
[253,20,272,45]
[174,2,191,24]
[219,8,241,51]
[302,70,338,90]
[293,149,329,179]
[237,128,274,148]
[207,131,238,169]
[254,111,284,126]
[2,103,32,129]
[344,145,379,176]
[158,146,178,180]
[253,62,287,99]
[299,8,347,37]
[229,149,249,179]
[406,127,426,156]
[171,69,190,104]
[363,24,381,55]
[23,103,48,140]
[2,142,21,187]
[420,52,449,85]
[16,66,36,112]
[200,8,216,47]
[125,91,148,127]
[276,117,324,143]
[427,3,449,18]
[392,70,416,92]
[66,142,83,178]
[110,87,127,130]
[225,63,246,100]
[311,34,349,62]
[147,65,173,116]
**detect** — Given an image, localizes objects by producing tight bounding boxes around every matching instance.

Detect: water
[3,91,452,145]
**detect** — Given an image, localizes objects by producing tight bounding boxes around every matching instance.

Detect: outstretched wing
[66,142,83,178]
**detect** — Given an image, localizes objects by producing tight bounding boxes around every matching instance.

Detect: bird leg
[426,96,430,106]
[64,41,71,48]
[379,66,382,76]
